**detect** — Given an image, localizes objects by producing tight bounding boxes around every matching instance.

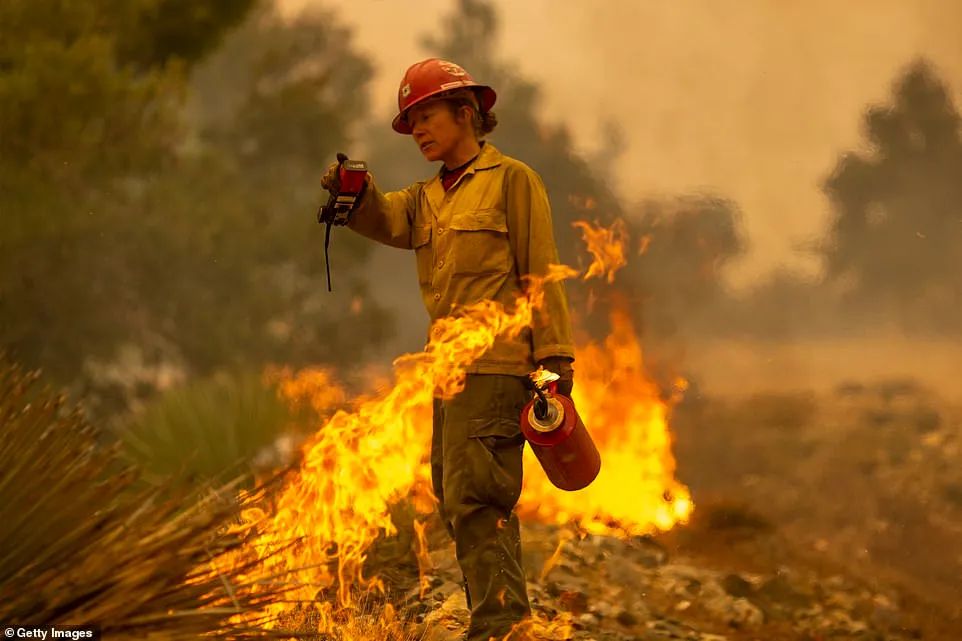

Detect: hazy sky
[282,0,962,286]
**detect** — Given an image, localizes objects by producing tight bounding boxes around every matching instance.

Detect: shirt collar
[435,141,503,179]
[473,141,503,170]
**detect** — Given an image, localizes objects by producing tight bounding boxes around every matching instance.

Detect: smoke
[283,0,962,286]
[274,0,962,394]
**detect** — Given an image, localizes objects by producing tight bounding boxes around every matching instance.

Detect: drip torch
[317,152,369,292]
[521,367,601,491]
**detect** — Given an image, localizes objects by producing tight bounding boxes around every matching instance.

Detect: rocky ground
[360,378,961,641]
[384,513,933,641]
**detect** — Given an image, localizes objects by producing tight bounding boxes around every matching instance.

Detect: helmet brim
[392,85,497,134]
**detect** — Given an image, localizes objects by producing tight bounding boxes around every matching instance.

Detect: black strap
[324,221,333,292]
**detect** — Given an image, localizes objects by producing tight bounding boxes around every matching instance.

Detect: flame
[412,519,433,600]
[266,365,347,415]
[573,219,629,283]
[538,529,576,583]
[213,220,690,638]
[638,233,652,255]
[517,306,693,535]
[505,612,574,640]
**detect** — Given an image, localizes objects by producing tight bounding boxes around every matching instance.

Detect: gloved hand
[320,161,340,193]
[537,356,574,397]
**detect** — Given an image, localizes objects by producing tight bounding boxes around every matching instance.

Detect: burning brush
[209,219,692,637]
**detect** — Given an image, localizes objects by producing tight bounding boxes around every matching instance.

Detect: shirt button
[437,259,445,268]
[433,292,441,301]
[438,227,445,234]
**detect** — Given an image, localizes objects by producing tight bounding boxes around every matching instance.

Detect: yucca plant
[118,370,297,491]
[0,358,292,638]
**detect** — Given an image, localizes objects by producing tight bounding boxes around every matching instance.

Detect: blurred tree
[0,0,256,385]
[822,60,962,333]
[0,0,255,180]
[0,0,392,408]
[123,3,392,377]
[625,195,746,338]
[354,0,753,356]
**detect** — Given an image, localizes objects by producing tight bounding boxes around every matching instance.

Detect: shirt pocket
[449,208,512,276]
[412,223,433,286]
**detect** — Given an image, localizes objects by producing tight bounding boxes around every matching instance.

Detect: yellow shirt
[348,142,575,376]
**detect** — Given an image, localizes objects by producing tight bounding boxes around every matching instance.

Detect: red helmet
[392,58,497,134]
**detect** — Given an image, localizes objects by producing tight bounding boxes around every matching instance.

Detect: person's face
[407,100,473,163]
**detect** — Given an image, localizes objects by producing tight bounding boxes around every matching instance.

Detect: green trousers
[431,374,531,641]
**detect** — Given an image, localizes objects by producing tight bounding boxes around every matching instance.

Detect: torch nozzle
[533,388,549,420]
[523,373,551,420]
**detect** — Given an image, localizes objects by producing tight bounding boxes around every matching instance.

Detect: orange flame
[638,233,652,255]
[573,219,629,283]
[214,220,690,637]
[538,529,575,583]
[412,519,433,600]
[518,307,693,535]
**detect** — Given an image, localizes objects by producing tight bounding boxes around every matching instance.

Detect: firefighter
[322,58,575,641]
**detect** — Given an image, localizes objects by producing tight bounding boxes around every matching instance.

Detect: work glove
[320,161,340,193]
[537,356,574,397]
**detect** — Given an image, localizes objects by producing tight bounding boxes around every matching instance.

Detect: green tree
[0,0,392,407]
[0,0,255,180]
[822,60,962,332]
[0,0,257,385]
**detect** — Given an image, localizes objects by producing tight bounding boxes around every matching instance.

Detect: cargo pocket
[412,224,432,286]
[449,208,512,275]
[469,416,526,450]
[467,416,525,512]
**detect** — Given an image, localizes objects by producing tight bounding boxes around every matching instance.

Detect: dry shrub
[0,358,290,638]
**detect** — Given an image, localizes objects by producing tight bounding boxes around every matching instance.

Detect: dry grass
[0,358,293,639]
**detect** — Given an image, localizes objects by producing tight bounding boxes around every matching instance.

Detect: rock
[629,535,669,567]
[604,555,646,586]
[590,599,615,619]
[615,609,639,627]
[730,597,764,628]
[428,548,461,576]
[416,624,465,641]
[643,617,700,640]
[656,564,706,598]
[702,593,764,628]
[721,573,753,598]
[869,593,901,628]
[545,580,562,597]
[754,574,814,615]
[576,612,600,629]
[559,589,590,614]
[421,590,469,626]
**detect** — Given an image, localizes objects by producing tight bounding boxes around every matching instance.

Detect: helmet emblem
[439,61,467,76]
[401,83,411,98]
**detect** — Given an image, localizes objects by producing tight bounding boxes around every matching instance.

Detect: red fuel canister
[520,389,601,491]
